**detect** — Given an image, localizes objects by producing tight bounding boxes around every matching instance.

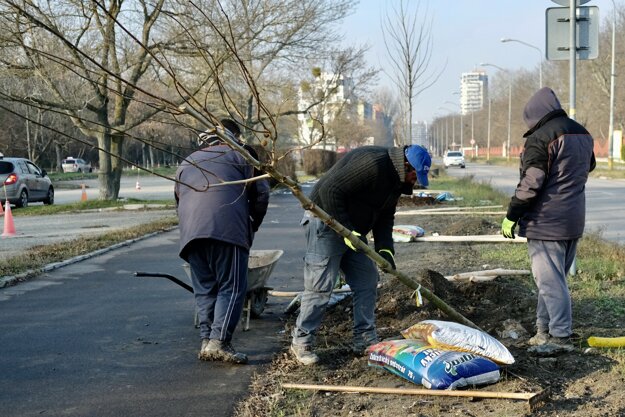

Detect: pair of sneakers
[199,339,248,364]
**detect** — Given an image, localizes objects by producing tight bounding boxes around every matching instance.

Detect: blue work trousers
[292,215,379,347]
[187,239,249,342]
[527,238,578,337]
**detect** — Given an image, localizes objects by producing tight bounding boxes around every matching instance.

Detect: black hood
[523,87,562,130]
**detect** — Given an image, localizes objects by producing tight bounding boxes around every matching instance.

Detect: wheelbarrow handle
[134,272,194,293]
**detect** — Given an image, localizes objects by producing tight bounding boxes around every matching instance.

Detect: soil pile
[235,214,625,417]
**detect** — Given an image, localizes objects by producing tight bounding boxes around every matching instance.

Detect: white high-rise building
[460,71,488,115]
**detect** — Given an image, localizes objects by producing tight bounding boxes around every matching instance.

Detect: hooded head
[523,87,562,129]
[404,145,431,187]
[220,118,241,140]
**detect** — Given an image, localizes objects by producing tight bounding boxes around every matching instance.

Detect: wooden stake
[282,383,546,408]
[446,268,531,282]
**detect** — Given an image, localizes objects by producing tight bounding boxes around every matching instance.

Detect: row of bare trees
[0,0,383,199]
[432,4,625,158]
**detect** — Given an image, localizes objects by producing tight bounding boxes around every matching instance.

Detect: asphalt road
[0,187,309,417]
[444,162,625,244]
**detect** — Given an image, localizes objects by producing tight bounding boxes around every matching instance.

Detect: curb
[0,226,178,289]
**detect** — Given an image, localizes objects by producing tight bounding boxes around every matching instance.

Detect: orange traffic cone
[80,183,88,202]
[135,181,141,191]
[2,200,16,237]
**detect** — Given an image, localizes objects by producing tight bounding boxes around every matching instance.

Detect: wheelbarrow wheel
[249,288,268,318]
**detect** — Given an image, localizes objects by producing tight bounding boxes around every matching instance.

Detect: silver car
[61,157,92,173]
[0,157,54,207]
[443,151,466,169]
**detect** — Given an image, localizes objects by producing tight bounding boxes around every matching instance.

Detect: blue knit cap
[405,145,431,187]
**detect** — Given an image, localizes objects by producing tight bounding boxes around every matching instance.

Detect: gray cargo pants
[527,238,578,338]
[292,215,379,348]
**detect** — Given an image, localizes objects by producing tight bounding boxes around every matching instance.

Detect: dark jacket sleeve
[244,145,270,232]
[371,204,395,253]
[506,136,548,222]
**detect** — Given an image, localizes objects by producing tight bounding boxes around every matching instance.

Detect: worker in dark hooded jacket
[175,119,270,364]
[501,87,595,350]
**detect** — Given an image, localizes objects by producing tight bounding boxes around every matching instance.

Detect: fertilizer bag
[367,339,500,390]
[401,320,515,365]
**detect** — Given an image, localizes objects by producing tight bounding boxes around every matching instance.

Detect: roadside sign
[551,0,590,5]
[546,6,599,60]
[470,139,475,145]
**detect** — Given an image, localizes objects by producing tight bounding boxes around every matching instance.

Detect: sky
[341,0,616,123]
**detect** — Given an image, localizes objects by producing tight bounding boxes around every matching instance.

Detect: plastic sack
[368,339,500,390]
[401,320,515,365]
[392,225,425,242]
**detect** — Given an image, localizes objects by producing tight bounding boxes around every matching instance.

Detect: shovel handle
[134,272,194,293]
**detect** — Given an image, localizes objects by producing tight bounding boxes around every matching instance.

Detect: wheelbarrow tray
[134,249,283,331]
[247,249,284,292]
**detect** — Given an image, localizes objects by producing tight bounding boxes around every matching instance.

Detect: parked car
[443,151,466,169]
[0,156,54,207]
[61,157,92,173]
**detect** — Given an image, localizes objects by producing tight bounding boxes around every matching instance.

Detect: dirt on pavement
[234,206,625,417]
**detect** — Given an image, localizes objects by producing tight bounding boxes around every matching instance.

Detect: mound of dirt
[235,214,625,417]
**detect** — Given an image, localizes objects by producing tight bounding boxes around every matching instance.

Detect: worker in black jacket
[290,145,431,365]
[501,87,595,350]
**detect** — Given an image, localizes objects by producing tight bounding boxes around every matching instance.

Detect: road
[0,186,309,417]
[54,176,176,204]
[444,162,625,244]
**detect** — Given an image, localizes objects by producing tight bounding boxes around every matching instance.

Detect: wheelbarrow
[134,249,283,331]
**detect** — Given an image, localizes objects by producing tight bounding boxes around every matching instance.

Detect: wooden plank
[412,235,527,243]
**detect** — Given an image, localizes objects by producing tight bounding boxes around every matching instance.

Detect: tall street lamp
[481,62,512,161]
[608,0,617,170]
[439,106,457,149]
[500,38,543,89]
[445,100,463,150]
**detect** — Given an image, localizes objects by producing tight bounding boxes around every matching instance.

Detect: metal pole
[569,0,577,120]
[507,81,512,161]
[460,114,464,151]
[487,98,491,161]
[569,0,578,276]
[608,0,616,170]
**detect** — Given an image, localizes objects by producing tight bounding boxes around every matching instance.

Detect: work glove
[378,249,396,270]
[501,217,517,239]
[343,231,362,251]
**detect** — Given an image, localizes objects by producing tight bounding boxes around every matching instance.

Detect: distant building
[297,71,392,150]
[411,121,428,147]
[297,72,355,150]
[460,71,488,115]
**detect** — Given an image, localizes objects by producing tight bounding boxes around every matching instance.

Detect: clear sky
[341,0,616,123]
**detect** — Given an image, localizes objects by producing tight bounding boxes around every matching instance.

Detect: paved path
[0,189,308,417]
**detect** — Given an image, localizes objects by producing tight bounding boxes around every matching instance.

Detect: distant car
[0,156,54,207]
[61,157,92,173]
[443,151,466,169]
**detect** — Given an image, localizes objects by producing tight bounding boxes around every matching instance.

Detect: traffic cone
[80,183,88,202]
[2,200,16,237]
[135,181,141,191]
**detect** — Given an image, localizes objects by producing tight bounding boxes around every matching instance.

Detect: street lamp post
[481,62,512,161]
[487,98,492,161]
[445,100,463,150]
[500,38,543,89]
[608,0,617,170]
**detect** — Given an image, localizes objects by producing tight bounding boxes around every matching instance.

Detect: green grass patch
[0,216,178,278]
[429,173,510,207]
[13,198,175,217]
